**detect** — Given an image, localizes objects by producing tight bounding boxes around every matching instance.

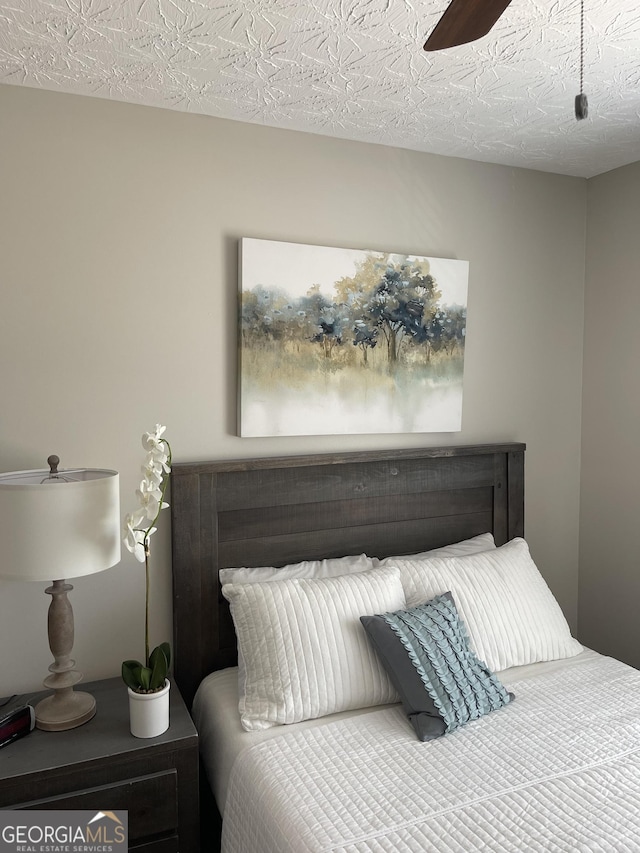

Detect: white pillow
[373,532,495,567]
[220,554,375,705]
[219,553,373,585]
[392,538,582,672]
[222,566,406,730]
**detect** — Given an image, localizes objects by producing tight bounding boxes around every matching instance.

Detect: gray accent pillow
[361,592,514,742]
[360,611,446,741]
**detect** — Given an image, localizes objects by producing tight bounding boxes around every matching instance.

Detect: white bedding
[193,653,589,814]
[193,667,398,813]
[196,650,640,852]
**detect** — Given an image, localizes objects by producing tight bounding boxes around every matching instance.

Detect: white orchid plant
[122,425,172,694]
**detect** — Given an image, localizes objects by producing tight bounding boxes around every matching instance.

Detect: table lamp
[0,456,120,731]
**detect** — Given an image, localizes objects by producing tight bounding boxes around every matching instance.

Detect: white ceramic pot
[128,679,170,738]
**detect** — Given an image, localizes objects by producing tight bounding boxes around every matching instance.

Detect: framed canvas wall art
[239,238,469,437]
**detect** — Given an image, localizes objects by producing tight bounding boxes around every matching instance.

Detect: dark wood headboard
[170,442,525,706]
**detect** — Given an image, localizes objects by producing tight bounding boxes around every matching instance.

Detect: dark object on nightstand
[0,678,199,853]
[0,704,35,749]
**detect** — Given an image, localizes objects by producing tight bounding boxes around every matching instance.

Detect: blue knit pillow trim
[382,593,512,733]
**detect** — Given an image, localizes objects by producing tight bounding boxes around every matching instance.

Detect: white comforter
[221,651,640,852]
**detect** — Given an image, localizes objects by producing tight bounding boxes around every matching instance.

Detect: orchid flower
[124,512,149,563]
[122,426,172,671]
[136,478,165,521]
[142,423,166,452]
[141,456,164,486]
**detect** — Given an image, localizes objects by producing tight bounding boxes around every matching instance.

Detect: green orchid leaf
[122,660,144,691]
[139,666,152,691]
[149,644,169,691]
[158,642,171,671]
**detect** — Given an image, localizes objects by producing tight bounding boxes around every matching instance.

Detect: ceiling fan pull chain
[575,0,588,119]
[580,0,585,93]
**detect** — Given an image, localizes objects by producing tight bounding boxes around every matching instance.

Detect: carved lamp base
[35,579,96,732]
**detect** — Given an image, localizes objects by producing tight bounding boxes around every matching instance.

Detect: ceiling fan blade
[424,0,514,51]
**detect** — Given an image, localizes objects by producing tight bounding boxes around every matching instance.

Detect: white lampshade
[0,467,120,582]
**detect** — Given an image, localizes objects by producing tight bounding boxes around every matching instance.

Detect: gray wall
[0,84,586,694]
[579,160,640,668]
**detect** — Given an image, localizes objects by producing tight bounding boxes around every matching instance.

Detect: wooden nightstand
[0,677,199,852]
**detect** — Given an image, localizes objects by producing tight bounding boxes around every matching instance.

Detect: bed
[170,443,640,852]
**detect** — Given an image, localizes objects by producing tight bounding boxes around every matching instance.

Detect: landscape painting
[239,238,469,437]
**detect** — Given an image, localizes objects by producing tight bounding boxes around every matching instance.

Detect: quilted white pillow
[392,538,582,672]
[220,554,376,706]
[373,532,495,567]
[222,566,406,730]
[219,553,373,585]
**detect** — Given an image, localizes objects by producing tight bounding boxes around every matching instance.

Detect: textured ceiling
[1,0,639,178]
